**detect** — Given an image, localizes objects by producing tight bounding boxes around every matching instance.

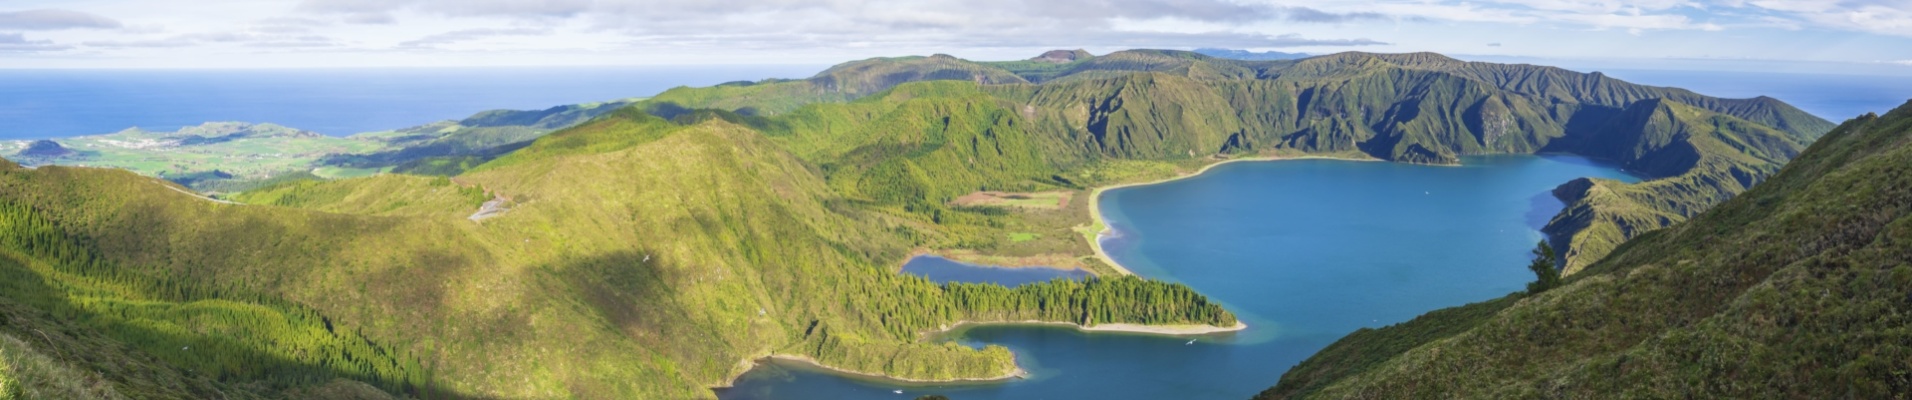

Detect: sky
[3,0,1911,72]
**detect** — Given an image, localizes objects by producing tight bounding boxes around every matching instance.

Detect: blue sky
[3,0,1910,72]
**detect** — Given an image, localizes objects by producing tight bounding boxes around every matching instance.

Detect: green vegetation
[0,104,1235,397]
[1543,98,1807,272]
[0,332,127,400]
[0,49,1845,398]
[0,123,384,192]
[1524,241,1561,294]
[800,275,1234,380]
[640,49,1827,270]
[1257,100,1912,399]
[0,195,426,398]
[229,174,490,218]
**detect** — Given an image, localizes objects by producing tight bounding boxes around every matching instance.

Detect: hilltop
[1258,100,1912,399]
[15,140,72,158]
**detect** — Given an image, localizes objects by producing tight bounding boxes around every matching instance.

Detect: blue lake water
[0,65,824,140]
[718,155,1641,399]
[900,255,1089,287]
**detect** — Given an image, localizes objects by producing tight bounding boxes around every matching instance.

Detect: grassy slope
[1545,99,1806,272]
[1028,52,1824,267]
[0,50,1845,398]
[0,105,1237,397]
[1258,100,1912,399]
[679,50,1826,268]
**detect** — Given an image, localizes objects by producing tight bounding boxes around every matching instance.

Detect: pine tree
[1525,240,1562,294]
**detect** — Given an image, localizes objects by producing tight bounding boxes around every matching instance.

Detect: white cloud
[398,27,549,49]
[0,32,70,52]
[83,31,341,49]
[0,0,1908,68]
[1737,0,1912,36]
[0,9,122,30]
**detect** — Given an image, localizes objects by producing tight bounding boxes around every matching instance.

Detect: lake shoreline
[931,319,1249,337]
[904,249,1087,272]
[760,354,1031,384]
[713,318,1245,389]
[1086,154,1381,275]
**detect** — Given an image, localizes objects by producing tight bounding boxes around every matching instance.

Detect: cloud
[83,31,342,49]
[295,0,399,24]
[399,28,550,48]
[0,9,123,30]
[1264,33,1389,47]
[1487,42,1503,47]
[1363,0,1912,37]
[1282,7,1388,23]
[0,32,70,52]
[251,17,331,34]
[294,0,1285,26]
[297,0,594,23]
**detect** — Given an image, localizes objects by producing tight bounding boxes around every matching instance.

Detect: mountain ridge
[0,50,1851,398]
[1256,99,1912,399]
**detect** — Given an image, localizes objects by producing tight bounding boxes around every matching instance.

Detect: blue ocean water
[1599,69,1912,121]
[719,155,1640,400]
[900,255,1088,287]
[3,66,1901,142]
[0,65,824,140]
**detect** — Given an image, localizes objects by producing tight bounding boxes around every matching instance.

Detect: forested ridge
[0,49,1838,398]
[0,113,1234,398]
[649,49,1827,268]
[1258,100,1912,399]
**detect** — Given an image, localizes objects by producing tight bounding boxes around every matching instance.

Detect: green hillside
[0,50,1845,398]
[0,111,1232,397]
[635,50,1827,267]
[1257,100,1912,399]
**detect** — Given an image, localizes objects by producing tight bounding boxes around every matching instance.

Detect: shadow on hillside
[0,252,505,400]
[542,248,754,395]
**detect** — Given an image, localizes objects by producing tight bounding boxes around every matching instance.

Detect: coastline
[931,319,1248,337]
[761,354,1030,384]
[1085,154,1380,275]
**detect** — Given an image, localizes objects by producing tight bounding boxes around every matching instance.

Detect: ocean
[1,66,1905,142]
[1600,69,1912,122]
[0,65,825,140]
[3,65,1906,142]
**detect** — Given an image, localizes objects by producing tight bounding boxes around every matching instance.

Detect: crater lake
[721,155,1640,399]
